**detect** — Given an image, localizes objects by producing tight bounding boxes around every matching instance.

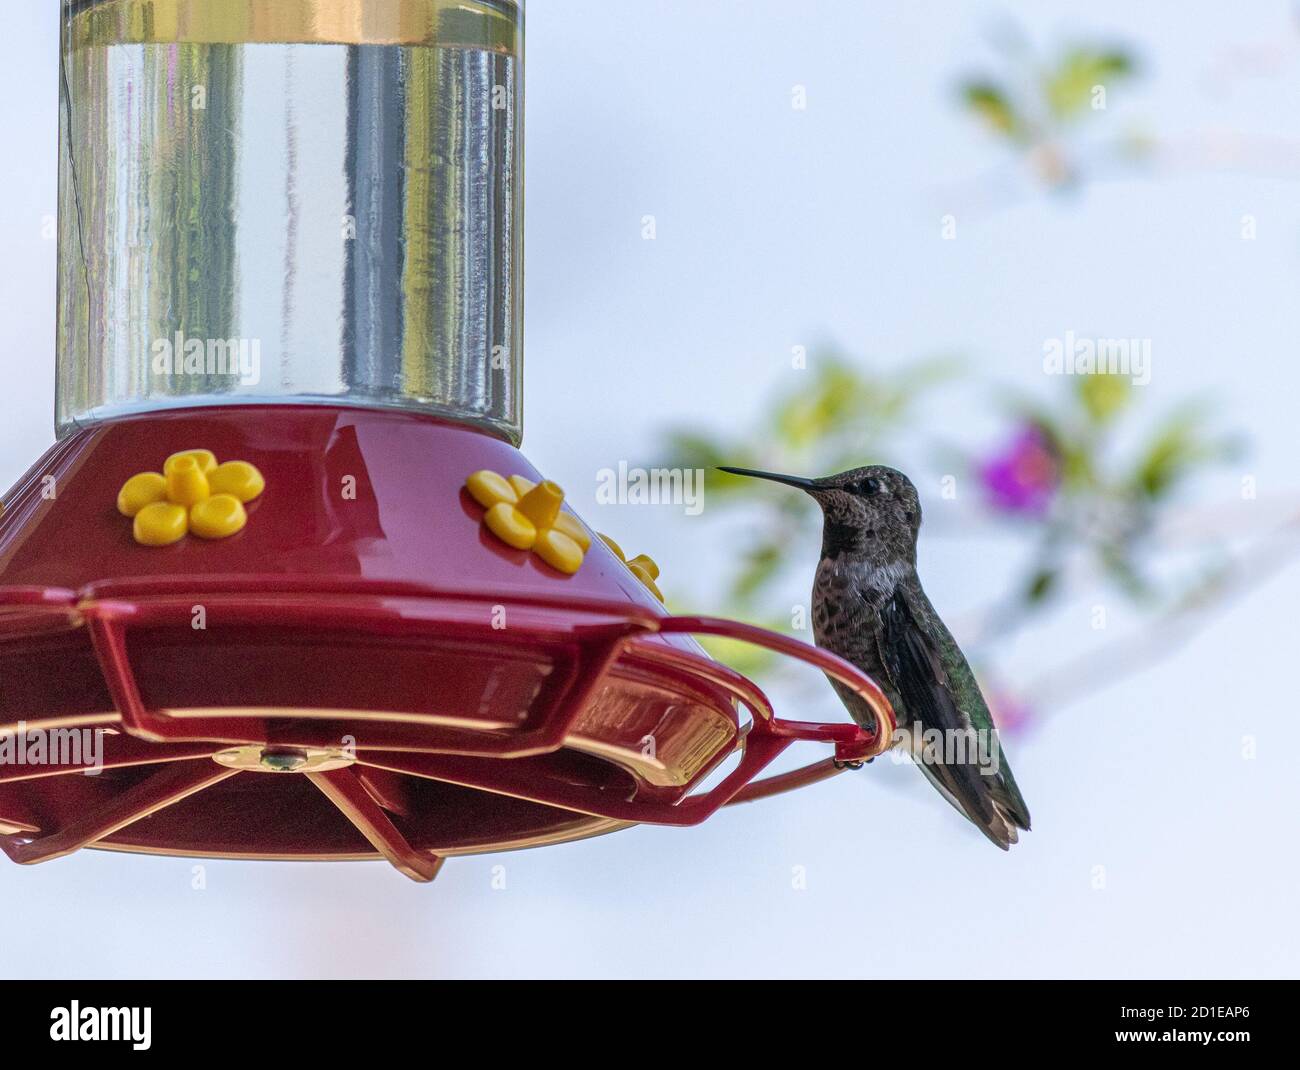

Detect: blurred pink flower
[988,690,1035,737]
[979,425,1061,516]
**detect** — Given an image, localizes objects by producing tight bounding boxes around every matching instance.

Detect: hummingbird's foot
[834,759,868,771]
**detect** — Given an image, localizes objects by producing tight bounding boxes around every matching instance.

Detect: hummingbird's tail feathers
[876,586,1032,849]
[960,762,1030,849]
[907,738,1023,850]
[988,771,1031,833]
[974,772,1031,849]
[925,748,1030,849]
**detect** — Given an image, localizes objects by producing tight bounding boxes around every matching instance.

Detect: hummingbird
[718,465,1031,849]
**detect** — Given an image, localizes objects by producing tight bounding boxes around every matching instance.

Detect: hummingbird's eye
[855,478,881,497]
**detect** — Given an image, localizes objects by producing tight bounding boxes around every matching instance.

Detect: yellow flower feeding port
[118,451,265,546]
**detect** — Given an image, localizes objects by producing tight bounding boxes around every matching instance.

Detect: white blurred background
[2,0,1298,978]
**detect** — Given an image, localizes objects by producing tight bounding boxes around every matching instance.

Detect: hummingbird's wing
[876,584,1031,850]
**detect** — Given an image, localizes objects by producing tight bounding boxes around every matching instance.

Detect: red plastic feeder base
[0,407,893,882]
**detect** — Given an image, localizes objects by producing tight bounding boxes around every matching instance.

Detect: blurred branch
[947,26,1300,217]
[1022,510,1300,714]
[937,131,1300,222]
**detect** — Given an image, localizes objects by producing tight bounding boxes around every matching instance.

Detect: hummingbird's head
[718,465,922,559]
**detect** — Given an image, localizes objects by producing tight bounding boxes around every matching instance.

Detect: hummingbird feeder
[0,0,894,882]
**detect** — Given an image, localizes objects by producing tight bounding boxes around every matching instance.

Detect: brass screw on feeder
[211,746,356,775]
[259,748,310,773]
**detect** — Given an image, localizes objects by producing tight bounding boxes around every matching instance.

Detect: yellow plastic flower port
[598,534,665,602]
[165,455,211,507]
[534,527,584,575]
[190,494,249,540]
[164,449,217,477]
[133,501,189,547]
[117,472,168,518]
[119,449,264,546]
[209,460,266,503]
[465,469,591,575]
[484,502,537,550]
[504,476,591,553]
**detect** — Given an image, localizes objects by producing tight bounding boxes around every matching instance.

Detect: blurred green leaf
[773,361,867,448]
[1059,441,1096,490]
[660,431,756,499]
[897,354,966,392]
[1131,404,1235,500]
[1025,567,1059,604]
[1077,371,1132,425]
[961,81,1023,138]
[1044,48,1135,120]
[1097,542,1152,600]
[660,430,733,469]
[732,541,786,605]
[699,638,775,678]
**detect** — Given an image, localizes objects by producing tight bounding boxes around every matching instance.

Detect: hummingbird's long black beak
[717,466,818,492]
